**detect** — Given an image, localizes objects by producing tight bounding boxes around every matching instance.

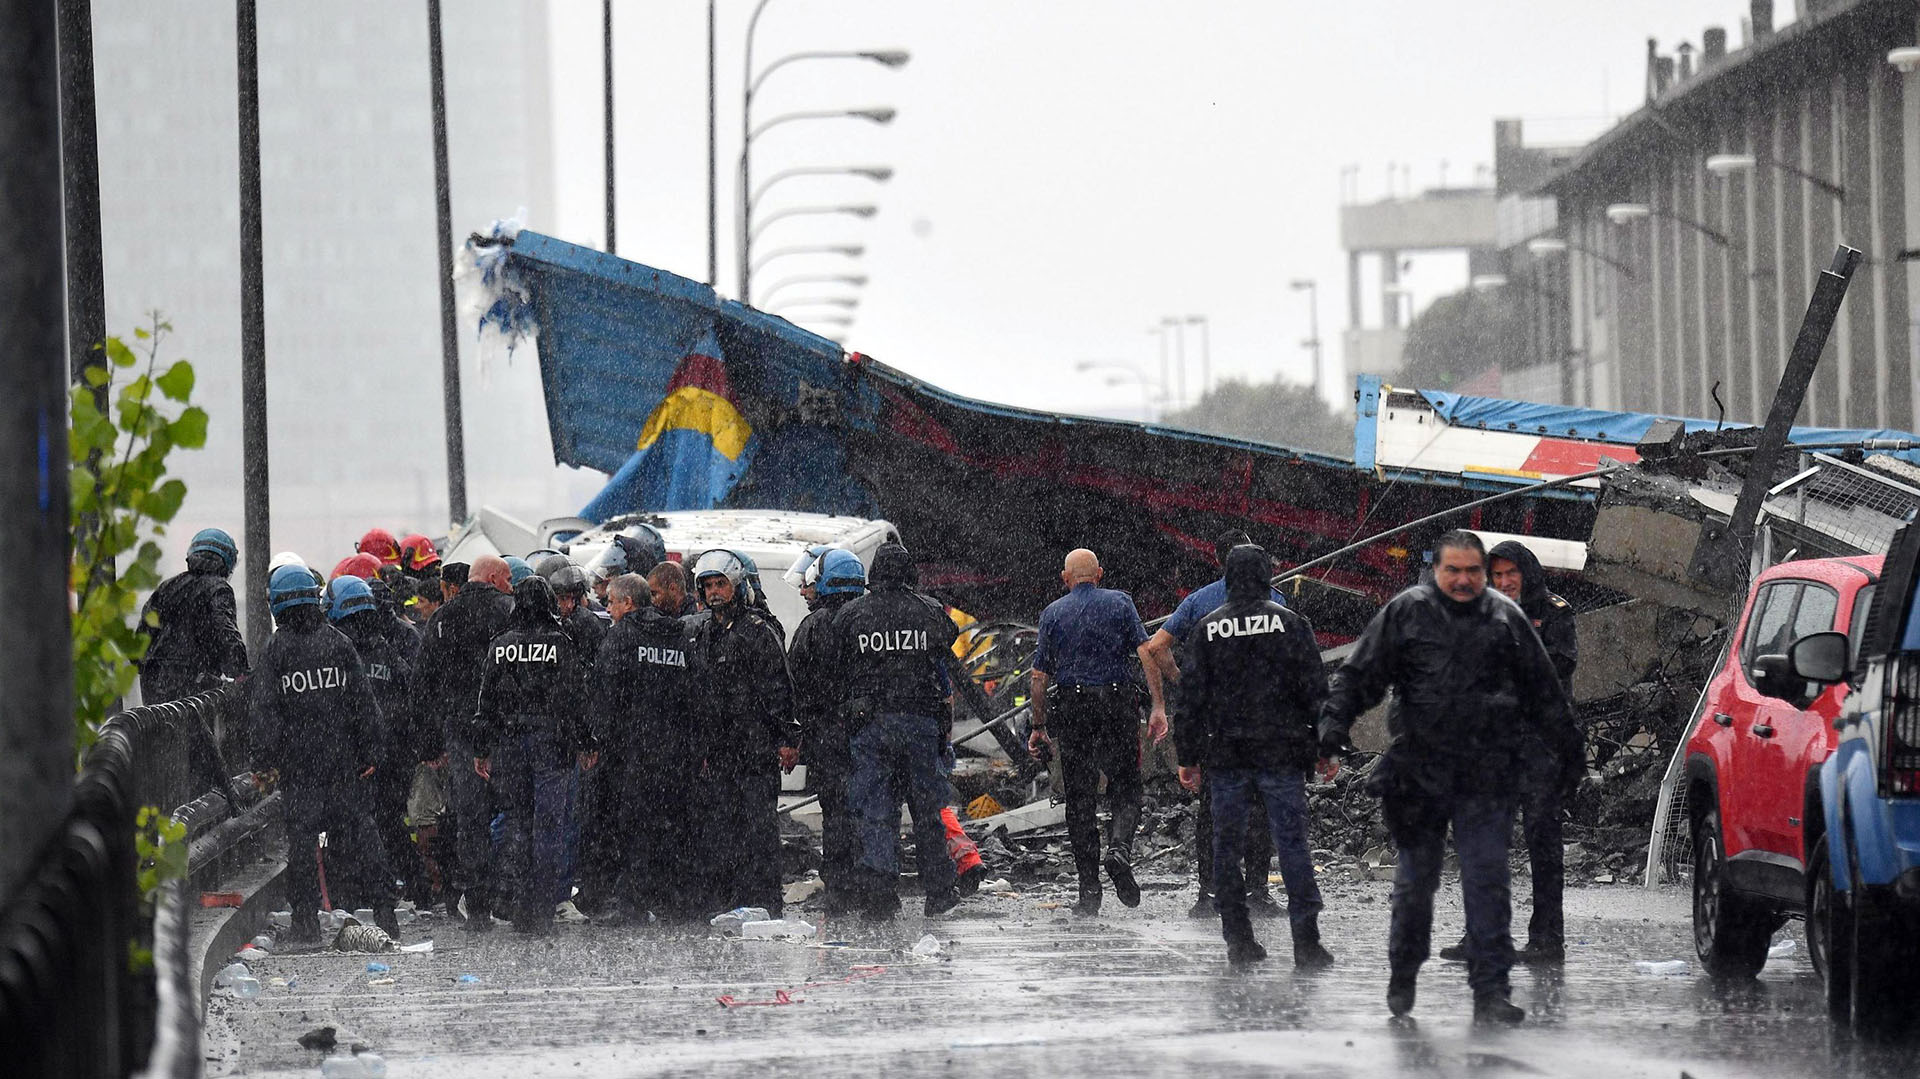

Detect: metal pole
[603,0,614,254]
[706,0,716,286]
[740,0,775,302]
[236,0,270,660]
[1307,282,1323,397]
[428,0,466,526]
[1169,318,1186,408]
[56,0,103,393]
[0,0,75,902]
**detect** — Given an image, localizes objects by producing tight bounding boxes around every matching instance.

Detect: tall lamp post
[1184,314,1210,398]
[1289,278,1322,397]
[1160,316,1185,409]
[738,110,894,301]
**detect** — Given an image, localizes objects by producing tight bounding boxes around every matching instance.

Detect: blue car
[1796,522,1920,1033]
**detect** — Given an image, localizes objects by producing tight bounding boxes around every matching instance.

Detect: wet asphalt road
[205,873,1918,1078]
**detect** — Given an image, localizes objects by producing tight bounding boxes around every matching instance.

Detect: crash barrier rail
[0,683,246,1079]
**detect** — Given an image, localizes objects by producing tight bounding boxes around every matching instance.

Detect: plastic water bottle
[356,1052,387,1078]
[213,962,250,989]
[1634,959,1689,976]
[249,934,274,953]
[230,975,262,999]
[912,933,942,958]
[320,1056,367,1079]
[1768,939,1797,959]
[741,919,817,939]
[353,908,376,924]
[709,906,771,934]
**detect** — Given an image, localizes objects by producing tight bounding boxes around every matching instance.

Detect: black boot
[1473,993,1526,1025]
[923,887,961,917]
[1387,970,1417,1017]
[1516,938,1565,964]
[375,905,401,938]
[1437,935,1468,962]
[1247,889,1283,919]
[1292,918,1335,970]
[1227,937,1268,965]
[1223,907,1265,965]
[1073,876,1102,917]
[1103,849,1141,908]
[1187,890,1216,919]
[461,890,493,933]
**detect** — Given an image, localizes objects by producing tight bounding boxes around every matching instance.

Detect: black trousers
[1522,781,1565,947]
[611,760,696,916]
[367,759,425,900]
[809,734,860,897]
[1385,794,1515,1000]
[698,770,783,915]
[1050,688,1142,890]
[284,782,393,925]
[1194,773,1273,895]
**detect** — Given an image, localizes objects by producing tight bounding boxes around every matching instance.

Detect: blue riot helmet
[782,544,832,591]
[531,552,572,580]
[268,564,323,614]
[815,548,868,596]
[587,525,667,582]
[326,575,377,621]
[524,548,562,566]
[187,527,238,574]
[690,549,749,608]
[504,556,534,584]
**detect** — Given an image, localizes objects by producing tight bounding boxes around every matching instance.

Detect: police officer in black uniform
[471,576,591,934]
[251,566,397,945]
[591,572,699,921]
[139,527,250,704]
[411,554,515,929]
[327,575,430,908]
[1027,548,1168,916]
[1318,530,1578,1025]
[689,550,798,916]
[1174,544,1335,969]
[785,548,869,912]
[831,543,963,918]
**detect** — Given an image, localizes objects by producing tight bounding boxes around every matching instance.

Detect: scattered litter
[1037,902,1062,910]
[229,976,261,1000]
[977,877,1014,894]
[456,974,482,985]
[965,794,1004,819]
[740,919,817,939]
[213,962,250,990]
[352,908,376,924]
[1594,874,1616,884]
[397,940,434,954]
[1634,960,1689,976]
[715,989,801,1007]
[199,891,245,908]
[395,907,417,926]
[322,1054,374,1079]
[366,977,396,987]
[953,1035,1048,1049]
[911,934,943,958]
[333,924,395,953]
[708,907,771,935]
[783,878,826,904]
[297,1026,338,1052]
[267,977,289,989]
[1768,939,1797,959]
[364,961,390,973]
[249,934,275,952]
[356,1051,387,1078]
[1362,845,1398,881]
[268,910,292,929]
[235,946,267,961]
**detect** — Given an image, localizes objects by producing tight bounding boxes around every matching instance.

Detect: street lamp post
[738,110,894,302]
[1161,316,1185,409]
[1289,279,1322,397]
[1076,359,1162,420]
[603,0,614,254]
[747,203,877,249]
[748,165,892,214]
[1526,236,1633,276]
[748,243,864,280]
[1184,315,1210,398]
[1605,202,1732,247]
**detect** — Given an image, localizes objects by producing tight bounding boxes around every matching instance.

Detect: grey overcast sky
[532,0,1764,422]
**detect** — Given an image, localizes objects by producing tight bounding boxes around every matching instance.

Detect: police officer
[411,554,515,929]
[550,565,609,655]
[548,562,611,912]
[1027,548,1168,916]
[472,576,592,934]
[1318,530,1578,1025]
[1438,539,1581,966]
[251,566,397,944]
[689,550,798,917]
[328,576,429,908]
[829,543,962,918]
[1142,528,1282,919]
[786,548,868,912]
[587,527,668,606]
[1174,544,1334,968]
[590,572,698,922]
[138,528,250,704]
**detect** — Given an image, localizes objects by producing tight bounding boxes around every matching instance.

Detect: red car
[1686,554,1882,978]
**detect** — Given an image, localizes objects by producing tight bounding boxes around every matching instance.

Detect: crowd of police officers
[138,520,1578,1026]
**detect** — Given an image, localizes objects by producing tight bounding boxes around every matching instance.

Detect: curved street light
[749,165,893,214]
[1605,202,1731,247]
[748,243,864,280]
[748,204,876,248]
[750,49,909,100]
[748,107,895,145]
[738,109,895,301]
[769,295,861,312]
[1526,235,1633,276]
[759,273,869,307]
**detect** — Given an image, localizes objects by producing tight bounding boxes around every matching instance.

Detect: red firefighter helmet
[355,527,402,566]
[399,533,441,573]
[331,553,383,581]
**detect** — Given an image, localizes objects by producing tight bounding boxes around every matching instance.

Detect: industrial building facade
[1511,0,1919,431]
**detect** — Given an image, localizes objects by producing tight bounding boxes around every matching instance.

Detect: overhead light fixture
[1606,203,1652,225]
[1526,238,1569,257]
[1888,46,1920,74]
[1470,274,1509,290]
[1705,153,1758,177]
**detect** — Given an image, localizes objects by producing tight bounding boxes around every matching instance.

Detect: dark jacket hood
[1223,544,1273,604]
[186,550,231,578]
[1487,539,1548,610]
[869,543,915,589]
[510,576,561,630]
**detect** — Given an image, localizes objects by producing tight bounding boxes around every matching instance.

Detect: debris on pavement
[911,933,943,958]
[332,924,395,953]
[783,877,825,905]
[740,919,818,939]
[297,1026,338,1052]
[1634,960,1690,976]
[709,907,772,935]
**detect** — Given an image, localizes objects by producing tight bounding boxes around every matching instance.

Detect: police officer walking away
[250,566,397,945]
[1028,548,1167,916]
[327,576,429,908]
[411,553,515,929]
[1175,544,1335,968]
[689,550,798,917]
[833,543,963,918]
[590,571,699,922]
[471,576,591,934]
[1318,530,1577,1024]
[1437,538,1581,965]
[785,548,869,912]
[138,527,250,704]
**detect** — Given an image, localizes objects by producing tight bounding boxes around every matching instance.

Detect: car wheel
[1693,809,1770,979]
[1806,834,1850,1020]
[1847,874,1913,1035]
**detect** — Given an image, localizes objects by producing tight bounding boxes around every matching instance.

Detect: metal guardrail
[0,683,245,1079]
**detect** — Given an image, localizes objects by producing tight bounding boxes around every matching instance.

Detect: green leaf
[82,364,110,388]
[143,479,187,524]
[169,408,208,449]
[155,361,194,403]
[132,327,150,340]
[104,337,137,368]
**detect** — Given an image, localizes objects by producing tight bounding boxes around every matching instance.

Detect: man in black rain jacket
[471,576,591,934]
[590,572,700,921]
[832,543,963,918]
[785,548,868,912]
[1318,530,1577,1025]
[1175,544,1334,969]
[411,554,515,927]
[250,566,396,945]
[688,550,798,917]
